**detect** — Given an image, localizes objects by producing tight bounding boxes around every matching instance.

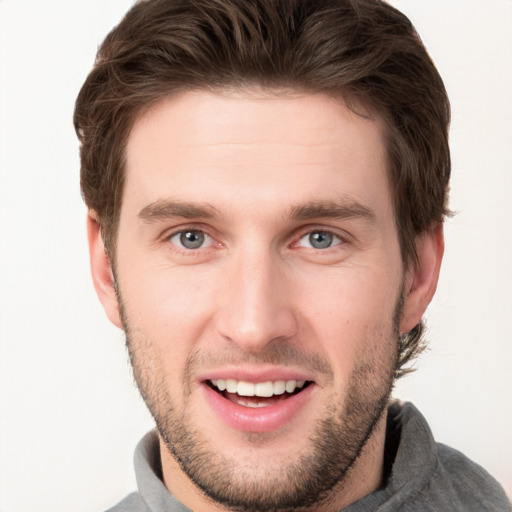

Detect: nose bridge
[216,241,296,352]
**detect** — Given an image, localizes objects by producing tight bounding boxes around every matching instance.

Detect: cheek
[119,254,215,324]
[298,266,400,377]
[116,262,220,390]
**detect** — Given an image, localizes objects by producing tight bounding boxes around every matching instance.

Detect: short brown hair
[74,0,451,375]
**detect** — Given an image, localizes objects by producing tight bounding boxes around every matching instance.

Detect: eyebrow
[138,200,220,222]
[138,198,376,224]
[288,200,376,223]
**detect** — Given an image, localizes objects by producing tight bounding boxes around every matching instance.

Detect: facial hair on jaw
[120,293,402,512]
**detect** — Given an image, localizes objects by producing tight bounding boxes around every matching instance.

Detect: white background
[0,1,511,510]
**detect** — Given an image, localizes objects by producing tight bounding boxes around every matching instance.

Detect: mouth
[201,374,317,432]
[206,378,312,408]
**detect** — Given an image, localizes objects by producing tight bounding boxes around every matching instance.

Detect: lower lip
[201,383,315,433]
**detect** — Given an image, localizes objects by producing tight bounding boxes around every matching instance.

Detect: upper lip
[198,366,315,385]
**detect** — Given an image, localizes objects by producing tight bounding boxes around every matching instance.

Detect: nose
[215,247,298,353]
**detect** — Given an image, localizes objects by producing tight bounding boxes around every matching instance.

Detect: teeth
[285,380,297,393]
[255,381,273,397]
[225,379,237,393]
[237,381,255,396]
[210,379,307,397]
[273,380,286,395]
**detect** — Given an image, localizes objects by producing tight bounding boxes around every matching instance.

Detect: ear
[400,224,444,334]
[87,212,123,329]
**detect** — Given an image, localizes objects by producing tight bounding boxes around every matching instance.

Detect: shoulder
[104,492,149,512]
[385,402,511,512]
[425,443,511,511]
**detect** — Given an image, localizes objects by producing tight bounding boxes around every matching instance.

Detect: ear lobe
[400,224,444,334]
[87,212,123,329]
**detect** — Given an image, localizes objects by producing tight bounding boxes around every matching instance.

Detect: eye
[297,230,343,250]
[169,229,213,250]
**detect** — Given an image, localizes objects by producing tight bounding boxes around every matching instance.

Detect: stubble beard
[122,300,402,512]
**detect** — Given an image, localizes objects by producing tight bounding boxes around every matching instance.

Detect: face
[91,90,436,511]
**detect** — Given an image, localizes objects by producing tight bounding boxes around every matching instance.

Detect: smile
[210,378,306,397]
[207,378,312,410]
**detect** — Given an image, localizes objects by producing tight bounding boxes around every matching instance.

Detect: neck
[318,410,388,511]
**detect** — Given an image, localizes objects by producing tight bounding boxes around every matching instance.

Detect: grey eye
[170,230,211,249]
[309,231,333,249]
[298,231,341,249]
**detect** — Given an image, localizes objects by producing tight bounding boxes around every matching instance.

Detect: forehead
[129,88,384,154]
[123,89,391,221]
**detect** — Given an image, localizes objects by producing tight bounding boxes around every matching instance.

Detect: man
[74,0,510,510]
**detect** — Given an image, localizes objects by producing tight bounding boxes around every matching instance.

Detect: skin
[88,89,443,512]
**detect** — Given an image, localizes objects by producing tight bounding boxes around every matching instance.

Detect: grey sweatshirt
[106,402,511,511]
